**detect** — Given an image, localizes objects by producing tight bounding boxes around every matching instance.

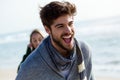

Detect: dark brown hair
[40,1,76,28]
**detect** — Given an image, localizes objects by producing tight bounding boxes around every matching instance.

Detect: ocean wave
[106,60,120,65]
[0,32,29,44]
[75,24,120,36]
[0,30,48,44]
[75,16,120,37]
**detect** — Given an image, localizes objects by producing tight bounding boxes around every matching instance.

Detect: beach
[0,0,120,79]
[0,16,120,80]
[96,76,120,80]
[0,68,17,80]
[0,68,120,80]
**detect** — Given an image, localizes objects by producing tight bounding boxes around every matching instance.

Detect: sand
[0,68,17,80]
[0,68,120,80]
[95,76,120,80]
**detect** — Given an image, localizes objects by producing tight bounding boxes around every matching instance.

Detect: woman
[17,29,44,72]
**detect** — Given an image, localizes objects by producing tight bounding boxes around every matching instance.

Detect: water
[75,16,120,77]
[0,31,31,68]
[0,16,120,77]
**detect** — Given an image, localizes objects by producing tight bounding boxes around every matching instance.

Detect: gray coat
[16,36,94,80]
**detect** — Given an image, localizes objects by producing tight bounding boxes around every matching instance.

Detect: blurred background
[0,0,120,79]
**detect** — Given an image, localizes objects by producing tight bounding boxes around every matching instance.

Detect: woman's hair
[30,29,44,43]
[40,1,76,28]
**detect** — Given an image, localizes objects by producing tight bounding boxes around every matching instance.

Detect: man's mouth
[63,35,72,43]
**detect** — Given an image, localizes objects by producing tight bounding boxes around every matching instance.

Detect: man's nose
[65,26,72,33]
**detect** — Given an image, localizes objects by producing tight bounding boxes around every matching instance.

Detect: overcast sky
[0,0,120,34]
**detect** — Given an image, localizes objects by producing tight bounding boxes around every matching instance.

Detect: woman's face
[31,33,43,48]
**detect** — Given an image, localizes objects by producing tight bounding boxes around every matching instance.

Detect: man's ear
[44,26,51,34]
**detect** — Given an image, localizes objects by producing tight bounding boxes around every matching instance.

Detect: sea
[0,16,120,78]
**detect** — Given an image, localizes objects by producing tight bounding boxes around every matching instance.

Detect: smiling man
[16,1,94,80]
[47,15,74,57]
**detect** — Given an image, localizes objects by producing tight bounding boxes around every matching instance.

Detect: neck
[60,50,70,58]
[60,49,74,58]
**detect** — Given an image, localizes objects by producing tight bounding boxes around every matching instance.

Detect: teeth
[63,35,71,38]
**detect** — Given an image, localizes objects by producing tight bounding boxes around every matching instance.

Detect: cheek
[71,27,75,33]
[52,30,62,37]
[33,44,37,48]
[31,41,36,45]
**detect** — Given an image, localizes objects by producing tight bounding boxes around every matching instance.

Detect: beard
[51,32,74,52]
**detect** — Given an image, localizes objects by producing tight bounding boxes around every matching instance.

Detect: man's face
[45,15,75,53]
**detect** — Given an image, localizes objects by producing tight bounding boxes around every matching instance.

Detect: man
[16,1,94,80]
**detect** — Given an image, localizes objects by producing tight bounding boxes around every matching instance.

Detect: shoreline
[95,76,120,80]
[0,68,120,80]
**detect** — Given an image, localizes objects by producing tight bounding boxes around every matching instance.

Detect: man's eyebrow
[55,24,63,27]
[54,21,73,27]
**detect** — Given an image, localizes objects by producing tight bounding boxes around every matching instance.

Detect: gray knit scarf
[75,39,87,80]
[47,37,86,80]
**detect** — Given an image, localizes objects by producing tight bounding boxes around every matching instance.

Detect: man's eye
[69,22,73,27]
[55,24,64,28]
[57,25,63,28]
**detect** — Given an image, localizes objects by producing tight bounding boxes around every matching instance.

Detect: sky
[0,0,120,34]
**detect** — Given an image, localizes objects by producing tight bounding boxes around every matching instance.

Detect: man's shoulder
[76,40,91,50]
[76,40,92,60]
[79,41,91,51]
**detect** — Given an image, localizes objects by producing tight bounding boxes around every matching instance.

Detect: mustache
[61,32,74,36]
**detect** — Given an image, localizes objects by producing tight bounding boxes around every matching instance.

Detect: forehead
[31,33,42,38]
[52,15,73,25]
